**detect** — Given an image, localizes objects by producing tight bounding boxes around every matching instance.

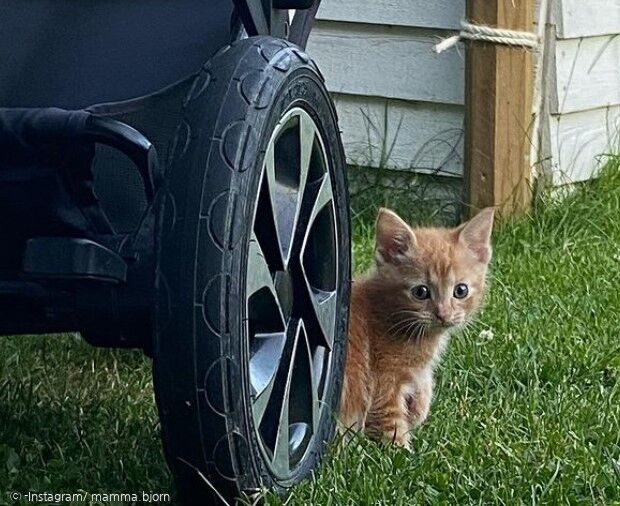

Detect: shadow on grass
[0,334,174,501]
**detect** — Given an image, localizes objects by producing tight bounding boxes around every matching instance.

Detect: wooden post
[464,0,535,217]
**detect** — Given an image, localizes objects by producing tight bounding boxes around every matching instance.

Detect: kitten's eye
[453,283,469,299]
[411,285,430,300]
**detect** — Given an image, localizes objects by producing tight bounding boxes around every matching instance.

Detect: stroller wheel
[153,36,350,504]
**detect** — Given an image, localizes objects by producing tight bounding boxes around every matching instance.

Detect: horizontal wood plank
[333,93,464,175]
[557,0,620,38]
[306,22,465,104]
[317,0,464,30]
[549,105,620,183]
[553,35,620,114]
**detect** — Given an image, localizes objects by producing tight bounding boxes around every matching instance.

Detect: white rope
[433,20,538,54]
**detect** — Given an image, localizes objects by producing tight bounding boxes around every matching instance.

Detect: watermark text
[7,491,171,503]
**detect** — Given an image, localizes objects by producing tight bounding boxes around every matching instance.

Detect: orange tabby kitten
[340,207,494,449]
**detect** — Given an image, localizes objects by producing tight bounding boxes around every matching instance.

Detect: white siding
[333,94,463,175]
[549,106,620,183]
[307,0,465,172]
[556,0,620,38]
[552,35,620,114]
[544,0,620,183]
[307,22,463,105]
[317,0,463,30]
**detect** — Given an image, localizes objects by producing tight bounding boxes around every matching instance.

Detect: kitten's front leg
[366,401,411,450]
[406,370,434,427]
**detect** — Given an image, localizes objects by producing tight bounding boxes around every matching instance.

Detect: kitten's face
[374,208,494,335]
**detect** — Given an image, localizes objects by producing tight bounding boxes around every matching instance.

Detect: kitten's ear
[457,207,494,263]
[375,208,416,266]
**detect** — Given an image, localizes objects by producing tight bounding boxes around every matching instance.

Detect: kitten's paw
[395,437,412,452]
[386,430,411,451]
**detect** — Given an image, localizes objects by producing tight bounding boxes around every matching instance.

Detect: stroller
[0,1,351,502]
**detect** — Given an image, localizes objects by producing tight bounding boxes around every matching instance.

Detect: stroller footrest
[23,237,127,283]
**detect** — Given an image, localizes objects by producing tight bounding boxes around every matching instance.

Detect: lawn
[2,157,619,505]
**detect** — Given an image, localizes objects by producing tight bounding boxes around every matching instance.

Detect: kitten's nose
[434,307,451,324]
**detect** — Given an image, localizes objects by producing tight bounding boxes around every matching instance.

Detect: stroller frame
[0,1,352,502]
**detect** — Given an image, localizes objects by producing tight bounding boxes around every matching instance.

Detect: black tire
[153,36,350,504]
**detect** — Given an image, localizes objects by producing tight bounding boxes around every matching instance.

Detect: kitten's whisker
[403,320,417,341]
[403,319,431,343]
[386,317,420,336]
[387,317,431,340]
[387,319,417,338]
[412,325,424,343]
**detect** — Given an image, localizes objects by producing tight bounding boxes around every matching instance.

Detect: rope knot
[433,20,539,54]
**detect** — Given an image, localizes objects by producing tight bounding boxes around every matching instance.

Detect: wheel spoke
[247,232,278,299]
[255,157,285,271]
[267,130,299,268]
[299,111,317,193]
[305,173,334,228]
[287,112,320,259]
[299,323,320,434]
[247,232,287,402]
[271,399,290,476]
[311,345,329,402]
[263,143,291,268]
[251,333,281,426]
[300,174,337,349]
[307,289,337,350]
[256,320,304,475]
[264,111,317,268]
[271,319,314,475]
[250,331,286,398]
[247,232,285,336]
[253,325,294,434]
[252,377,273,426]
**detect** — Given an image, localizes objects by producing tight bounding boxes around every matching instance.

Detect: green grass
[2,157,620,505]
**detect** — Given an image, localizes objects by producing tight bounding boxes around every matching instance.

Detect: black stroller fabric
[0,74,193,267]
[0,0,234,268]
[0,0,234,108]
[0,108,113,267]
